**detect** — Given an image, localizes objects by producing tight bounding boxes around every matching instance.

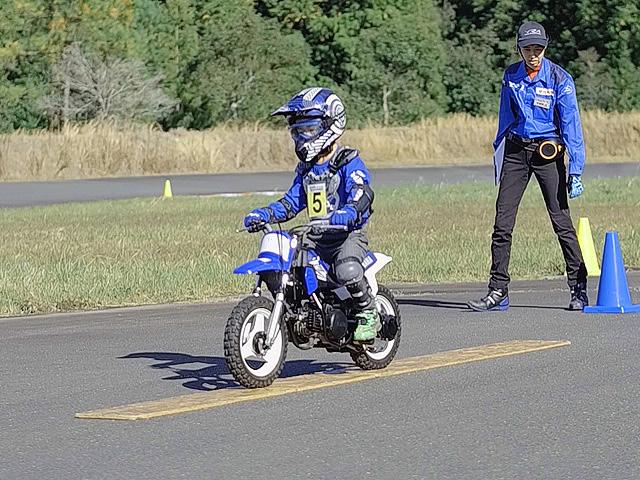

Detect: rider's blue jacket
[495,58,586,176]
[267,147,372,230]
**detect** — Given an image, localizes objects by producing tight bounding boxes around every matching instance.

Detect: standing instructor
[468,21,588,312]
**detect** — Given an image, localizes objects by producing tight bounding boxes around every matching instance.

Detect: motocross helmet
[271,87,346,163]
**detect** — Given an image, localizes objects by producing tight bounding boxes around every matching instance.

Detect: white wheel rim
[365,294,398,360]
[239,307,284,378]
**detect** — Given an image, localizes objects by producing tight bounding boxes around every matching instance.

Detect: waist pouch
[507,133,564,160]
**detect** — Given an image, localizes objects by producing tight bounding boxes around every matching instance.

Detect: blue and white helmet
[271,87,346,163]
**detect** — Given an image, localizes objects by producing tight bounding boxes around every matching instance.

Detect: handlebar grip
[237,222,273,233]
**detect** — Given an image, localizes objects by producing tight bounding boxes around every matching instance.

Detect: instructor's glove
[243,208,270,232]
[568,175,584,199]
[330,205,357,227]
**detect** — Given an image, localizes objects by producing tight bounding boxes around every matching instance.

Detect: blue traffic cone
[584,231,640,314]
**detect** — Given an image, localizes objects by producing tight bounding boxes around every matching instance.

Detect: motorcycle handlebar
[237,221,348,234]
[291,221,349,235]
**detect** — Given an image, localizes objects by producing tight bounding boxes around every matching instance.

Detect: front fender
[233,257,288,275]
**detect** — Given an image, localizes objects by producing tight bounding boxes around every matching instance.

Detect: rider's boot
[354,308,381,342]
[336,264,380,341]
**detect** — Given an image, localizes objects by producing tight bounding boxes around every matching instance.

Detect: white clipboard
[493,137,505,186]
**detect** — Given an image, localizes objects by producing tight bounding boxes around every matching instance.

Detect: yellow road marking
[76,340,569,421]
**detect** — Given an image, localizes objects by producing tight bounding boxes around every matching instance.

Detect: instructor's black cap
[517,21,548,48]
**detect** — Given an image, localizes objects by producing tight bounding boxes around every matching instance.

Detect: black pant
[489,138,587,290]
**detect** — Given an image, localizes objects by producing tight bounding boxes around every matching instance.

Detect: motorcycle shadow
[120,352,354,392]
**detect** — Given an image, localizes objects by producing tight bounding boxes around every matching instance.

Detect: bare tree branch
[39,43,178,125]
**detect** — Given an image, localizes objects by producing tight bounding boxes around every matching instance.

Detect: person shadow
[397,297,568,311]
[120,351,354,391]
[397,297,470,310]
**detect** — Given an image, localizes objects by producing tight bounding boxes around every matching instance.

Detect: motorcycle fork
[265,272,289,348]
[251,275,262,297]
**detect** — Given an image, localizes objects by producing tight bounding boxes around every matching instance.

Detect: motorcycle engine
[293,303,322,340]
[294,303,348,342]
[323,305,348,341]
[307,306,324,333]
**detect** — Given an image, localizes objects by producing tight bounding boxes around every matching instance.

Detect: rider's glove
[568,174,584,199]
[244,208,270,232]
[330,205,358,227]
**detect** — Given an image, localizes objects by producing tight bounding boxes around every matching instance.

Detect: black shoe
[569,282,588,310]
[468,289,509,312]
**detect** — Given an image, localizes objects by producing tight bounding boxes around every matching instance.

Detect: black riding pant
[489,138,587,290]
[307,230,374,311]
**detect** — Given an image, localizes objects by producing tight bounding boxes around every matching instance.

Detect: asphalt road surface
[2,162,639,207]
[2,275,640,479]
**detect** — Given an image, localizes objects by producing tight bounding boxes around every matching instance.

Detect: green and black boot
[354,309,381,342]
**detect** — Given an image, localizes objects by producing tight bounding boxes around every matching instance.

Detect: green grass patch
[1,177,639,316]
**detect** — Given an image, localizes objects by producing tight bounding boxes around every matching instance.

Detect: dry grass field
[1,111,638,181]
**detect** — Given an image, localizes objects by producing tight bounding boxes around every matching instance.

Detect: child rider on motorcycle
[243,87,378,342]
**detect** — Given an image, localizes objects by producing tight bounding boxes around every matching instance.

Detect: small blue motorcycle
[224,222,402,388]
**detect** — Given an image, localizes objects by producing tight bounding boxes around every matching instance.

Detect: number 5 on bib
[306,183,327,219]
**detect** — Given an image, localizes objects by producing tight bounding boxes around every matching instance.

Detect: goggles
[288,118,324,142]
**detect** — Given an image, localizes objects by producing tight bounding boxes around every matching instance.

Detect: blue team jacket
[268,148,372,230]
[494,58,586,176]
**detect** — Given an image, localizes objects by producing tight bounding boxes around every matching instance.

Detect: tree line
[1,0,638,132]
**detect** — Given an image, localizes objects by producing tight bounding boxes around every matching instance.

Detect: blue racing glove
[243,208,270,232]
[330,205,358,227]
[568,175,584,199]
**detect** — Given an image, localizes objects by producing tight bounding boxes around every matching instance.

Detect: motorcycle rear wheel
[224,296,288,388]
[350,285,401,370]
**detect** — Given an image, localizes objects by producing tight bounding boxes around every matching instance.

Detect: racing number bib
[306,183,327,218]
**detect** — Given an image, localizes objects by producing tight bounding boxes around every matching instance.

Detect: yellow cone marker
[577,217,600,276]
[162,179,173,198]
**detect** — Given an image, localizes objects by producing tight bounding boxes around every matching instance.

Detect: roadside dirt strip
[76,339,570,421]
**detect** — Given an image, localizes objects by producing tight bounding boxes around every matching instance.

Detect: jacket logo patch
[508,81,524,91]
[535,87,554,97]
[350,170,366,185]
[534,97,551,109]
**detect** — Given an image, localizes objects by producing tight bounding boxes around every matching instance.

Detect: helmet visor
[288,118,324,142]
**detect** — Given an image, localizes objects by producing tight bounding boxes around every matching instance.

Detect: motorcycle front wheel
[350,285,402,370]
[224,296,288,388]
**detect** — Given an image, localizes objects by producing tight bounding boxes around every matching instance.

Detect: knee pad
[334,258,364,286]
[334,258,373,310]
